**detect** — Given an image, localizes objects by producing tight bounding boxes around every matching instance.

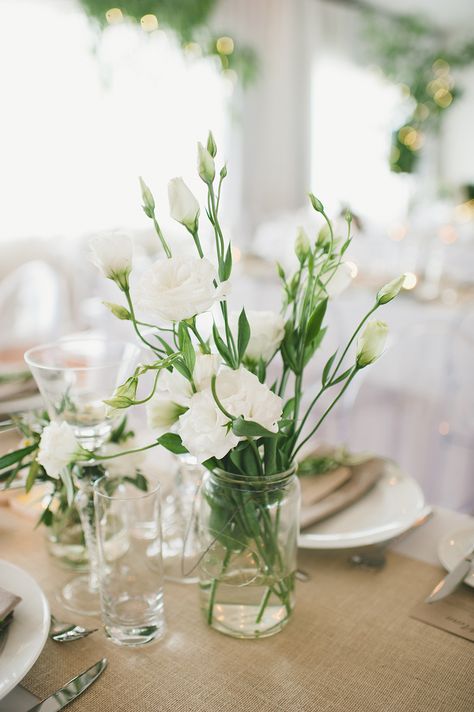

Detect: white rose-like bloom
[179,389,240,462]
[146,352,220,432]
[90,232,133,289]
[168,177,200,231]
[230,310,285,362]
[178,366,283,462]
[356,320,388,368]
[325,262,354,298]
[216,367,283,433]
[136,256,225,322]
[37,422,81,479]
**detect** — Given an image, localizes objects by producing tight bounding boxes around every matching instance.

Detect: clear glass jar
[198,465,300,639]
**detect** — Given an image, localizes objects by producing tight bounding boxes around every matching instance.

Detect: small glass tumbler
[94,475,166,646]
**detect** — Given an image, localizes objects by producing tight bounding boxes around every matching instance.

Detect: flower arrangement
[84,131,404,636]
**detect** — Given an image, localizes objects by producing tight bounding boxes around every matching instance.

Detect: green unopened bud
[295,226,311,264]
[207,131,217,158]
[197,142,215,183]
[276,262,286,281]
[356,320,388,368]
[220,164,228,180]
[376,274,405,305]
[139,176,155,216]
[309,193,324,213]
[102,301,132,321]
[316,224,331,249]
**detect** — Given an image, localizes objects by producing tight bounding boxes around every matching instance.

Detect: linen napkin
[0,586,22,631]
[300,457,385,530]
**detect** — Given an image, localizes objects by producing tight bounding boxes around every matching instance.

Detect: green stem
[255,587,272,624]
[328,305,377,383]
[207,547,232,625]
[152,215,172,258]
[124,289,164,355]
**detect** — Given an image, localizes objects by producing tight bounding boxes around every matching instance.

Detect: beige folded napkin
[300,457,385,530]
[0,585,22,625]
[299,466,352,507]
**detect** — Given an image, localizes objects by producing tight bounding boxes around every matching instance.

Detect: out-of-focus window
[0,0,228,242]
[311,55,412,223]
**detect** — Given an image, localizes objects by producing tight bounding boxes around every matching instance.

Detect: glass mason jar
[198,465,300,639]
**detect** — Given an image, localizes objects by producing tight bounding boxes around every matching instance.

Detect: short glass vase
[198,465,300,639]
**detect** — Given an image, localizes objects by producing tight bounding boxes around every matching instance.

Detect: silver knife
[26,658,107,712]
[425,547,474,603]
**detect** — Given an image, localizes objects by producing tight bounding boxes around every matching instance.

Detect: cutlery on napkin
[299,457,385,530]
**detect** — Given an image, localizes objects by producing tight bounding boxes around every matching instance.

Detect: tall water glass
[94,476,166,646]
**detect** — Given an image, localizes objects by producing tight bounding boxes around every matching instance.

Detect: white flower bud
[295,226,311,264]
[376,274,405,305]
[206,131,217,158]
[90,232,133,291]
[139,176,155,217]
[197,142,216,184]
[356,320,388,368]
[168,177,200,231]
[102,302,131,321]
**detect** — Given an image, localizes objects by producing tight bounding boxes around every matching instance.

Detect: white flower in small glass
[147,352,220,431]
[37,422,81,479]
[179,366,283,462]
[168,177,200,231]
[90,232,133,290]
[231,310,285,362]
[356,320,388,368]
[325,261,354,298]
[136,256,224,322]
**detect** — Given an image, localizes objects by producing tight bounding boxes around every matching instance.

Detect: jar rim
[210,463,297,489]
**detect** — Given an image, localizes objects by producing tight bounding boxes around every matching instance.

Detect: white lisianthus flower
[376,274,405,305]
[100,437,146,477]
[197,142,215,184]
[325,262,354,298]
[90,232,133,290]
[356,320,388,368]
[136,256,226,322]
[147,397,185,431]
[216,367,283,433]
[179,389,240,462]
[147,352,220,432]
[168,177,200,231]
[37,422,82,479]
[230,310,285,362]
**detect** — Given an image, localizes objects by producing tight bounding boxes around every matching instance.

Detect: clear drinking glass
[94,475,166,647]
[25,337,140,614]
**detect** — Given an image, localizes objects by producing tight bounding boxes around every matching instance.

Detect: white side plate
[0,560,50,700]
[298,461,426,550]
[438,526,474,589]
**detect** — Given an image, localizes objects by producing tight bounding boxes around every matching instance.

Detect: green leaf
[124,472,148,491]
[257,358,266,384]
[212,324,234,366]
[157,433,188,455]
[0,443,37,471]
[283,397,296,418]
[37,505,53,528]
[220,243,233,281]
[178,323,196,376]
[237,308,250,361]
[281,321,298,372]
[232,417,278,438]
[341,238,351,255]
[330,366,355,385]
[202,457,219,471]
[303,327,327,367]
[322,350,338,387]
[263,438,277,475]
[25,459,39,493]
[305,299,328,346]
[172,358,193,382]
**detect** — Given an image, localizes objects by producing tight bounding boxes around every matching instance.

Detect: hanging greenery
[78,0,257,86]
[363,12,474,173]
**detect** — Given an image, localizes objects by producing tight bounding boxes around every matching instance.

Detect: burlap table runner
[1,508,472,712]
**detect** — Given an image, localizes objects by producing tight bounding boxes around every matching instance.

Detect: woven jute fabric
[1,508,472,712]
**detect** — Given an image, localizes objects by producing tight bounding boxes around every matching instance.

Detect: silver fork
[349,508,433,570]
[49,614,98,643]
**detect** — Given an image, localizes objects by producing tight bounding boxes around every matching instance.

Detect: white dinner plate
[438,526,474,590]
[298,460,426,549]
[0,560,50,700]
